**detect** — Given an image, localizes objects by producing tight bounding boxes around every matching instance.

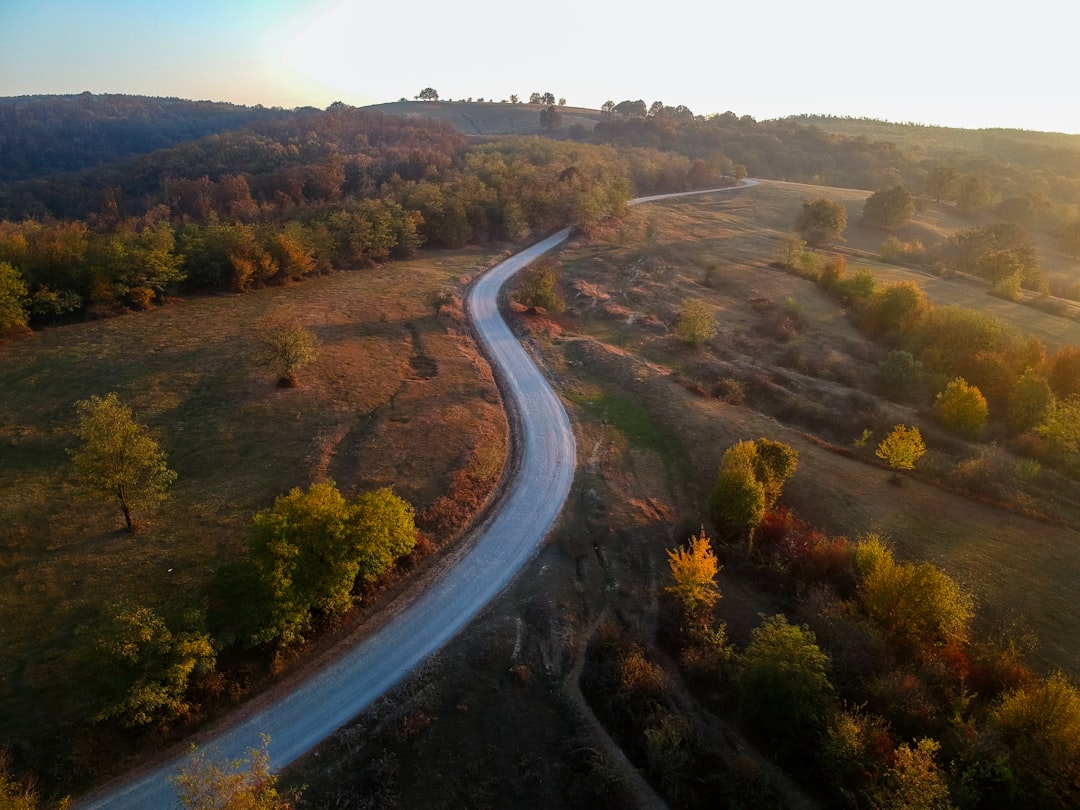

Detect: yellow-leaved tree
[665,528,721,620]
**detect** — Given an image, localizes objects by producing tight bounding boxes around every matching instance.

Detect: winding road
[76,180,755,809]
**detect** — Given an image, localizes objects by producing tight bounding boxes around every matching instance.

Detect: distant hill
[362,100,605,136]
[0,93,291,183]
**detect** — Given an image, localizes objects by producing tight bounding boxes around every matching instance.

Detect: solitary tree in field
[875,424,925,478]
[417,87,439,101]
[71,393,177,532]
[794,197,847,247]
[862,185,915,230]
[513,259,565,314]
[666,528,721,620]
[675,299,716,347]
[256,312,317,388]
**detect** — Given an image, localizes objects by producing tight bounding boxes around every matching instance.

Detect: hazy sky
[1,0,1075,133]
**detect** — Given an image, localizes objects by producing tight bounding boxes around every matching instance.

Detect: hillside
[363,100,605,136]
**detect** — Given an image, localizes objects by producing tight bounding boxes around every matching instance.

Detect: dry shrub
[713,376,746,404]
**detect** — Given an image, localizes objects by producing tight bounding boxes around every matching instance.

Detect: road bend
[76,180,754,809]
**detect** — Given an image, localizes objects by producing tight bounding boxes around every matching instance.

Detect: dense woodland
[4,94,1080,808]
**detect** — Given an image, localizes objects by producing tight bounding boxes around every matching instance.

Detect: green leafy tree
[925,165,959,202]
[417,87,439,101]
[871,280,930,338]
[513,258,565,314]
[85,602,215,727]
[71,393,177,532]
[0,260,30,335]
[794,197,848,247]
[709,438,797,550]
[539,105,562,130]
[247,482,416,648]
[955,174,992,212]
[665,528,721,620]
[862,185,916,230]
[1007,369,1053,434]
[934,377,988,435]
[737,614,833,761]
[674,299,716,347]
[875,424,926,475]
[1036,394,1080,469]
[255,312,317,388]
[877,349,925,400]
[172,735,299,809]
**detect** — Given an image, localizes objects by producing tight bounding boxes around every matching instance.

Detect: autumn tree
[674,298,716,347]
[71,393,177,532]
[255,312,317,388]
[665,528,721,619]
[0,260,29,336]
[1047,344,1080,399]
[862,185,916,230]
[247,482,416,647]
[172,735,299,809]
[83,602,215,727]
[855,535,973,655]
[709,438,797,551]
[794,197,848,247]
[0,749,66,809]
[989,671,1080,801]
[513,258,565,314]
[934,377,988,435]
[875,425,926,479]
[872,738,955,810]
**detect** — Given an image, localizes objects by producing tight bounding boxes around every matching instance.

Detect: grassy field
[0,248,510,785]
[545,181,1080,675]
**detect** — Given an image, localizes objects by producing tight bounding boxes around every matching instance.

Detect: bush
[934,377,988,435]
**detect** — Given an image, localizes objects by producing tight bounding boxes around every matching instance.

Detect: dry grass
[0,248,508,779]
[544,181,1080,677]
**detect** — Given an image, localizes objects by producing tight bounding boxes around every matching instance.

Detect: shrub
[934,377,988,435]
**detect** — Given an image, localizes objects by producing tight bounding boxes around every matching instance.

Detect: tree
[674,299,716,347]
[934,377,988,435]
[737,614,833,760]
[613,99,647,118]
[541,92,555,105]
[0,260,29,336]
[172,735,299,809]
[528,92,542,104]
[709,438,796,550]
[1007,369,1053,434]
[871,280,929,338]
[875,424,926,475]
[862,185,916,230]
[794,197,847,247]
[255,312,317,388]
[1047,344,1080,399]
[85,602,215,727]
[924,165,958,202]
[247,482,416,648]
[71,393,177,532]
[1059,220,1080,260]
[1036,394,1080,468]
[418,87,439,101]
[1,749,67,809]
[665,528,721,619]
[509,94,520,104]
[513,258,565,314]
[872,738,955,810]
[990,671,1080,786]
[601,100,615,116]
[877,349,925,400]
[539,105,562,130]
[955,174,992,212]
[855,535,973,654]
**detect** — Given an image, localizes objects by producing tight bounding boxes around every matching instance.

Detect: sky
[1,0,1076,133]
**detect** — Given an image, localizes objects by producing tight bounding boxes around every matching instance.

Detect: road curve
[76,180,755,809]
